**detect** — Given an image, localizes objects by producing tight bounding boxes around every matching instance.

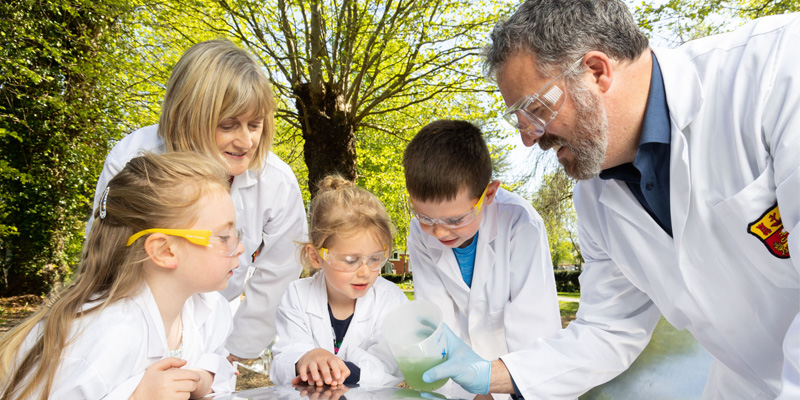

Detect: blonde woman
[269,175,408,388]
[88,39,307,362]
[1,152,240,399]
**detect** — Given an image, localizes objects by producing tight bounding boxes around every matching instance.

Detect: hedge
[381,273,412,284]
[554,270,581,293]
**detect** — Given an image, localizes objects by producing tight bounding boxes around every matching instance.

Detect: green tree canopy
[0,0,141,295]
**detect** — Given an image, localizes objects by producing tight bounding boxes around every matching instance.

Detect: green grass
[559,300,579,317]
[403,291,414,300]
[557,292,581,298]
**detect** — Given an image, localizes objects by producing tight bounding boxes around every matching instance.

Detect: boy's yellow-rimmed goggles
[318,248,390,272]
[126,228,243,257]
[410,184,489,229]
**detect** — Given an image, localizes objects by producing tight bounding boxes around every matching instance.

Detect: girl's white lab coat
[501,14,800,400]
[270,272,408,387]
[88,125,308,358]
[19,285,236,399]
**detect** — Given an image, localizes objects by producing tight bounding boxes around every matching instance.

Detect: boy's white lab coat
[19,285,236,399]
[408,188,561,361]
[270,272,408,387]
[501,14,800,400]
[88,125,308,358]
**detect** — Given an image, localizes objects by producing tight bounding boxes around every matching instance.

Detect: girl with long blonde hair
[1,152,241,399]
[88,39,307,363]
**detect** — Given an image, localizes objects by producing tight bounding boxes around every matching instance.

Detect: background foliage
[1,0,795,295]
[0,0,148,295]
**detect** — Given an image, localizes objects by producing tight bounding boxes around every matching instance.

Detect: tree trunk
[295,81,358,197]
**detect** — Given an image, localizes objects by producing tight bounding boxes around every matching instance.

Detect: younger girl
[0,152,240,399]
[270,176,408,387]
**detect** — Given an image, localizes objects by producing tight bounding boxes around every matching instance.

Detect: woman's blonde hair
[300,175,395,270]
[0,152,229,400]
[158,39,276,171]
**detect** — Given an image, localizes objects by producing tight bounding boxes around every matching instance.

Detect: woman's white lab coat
[88,125,308,358]
[19,285,236,399]
[501,14,800,400]
[269,272,408,387]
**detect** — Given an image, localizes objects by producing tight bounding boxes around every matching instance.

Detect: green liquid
[396,356,449,392]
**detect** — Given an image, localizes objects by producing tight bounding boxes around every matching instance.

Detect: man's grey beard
[538,80,608,180]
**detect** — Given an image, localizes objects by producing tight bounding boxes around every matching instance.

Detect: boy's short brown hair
[403,120,492,202]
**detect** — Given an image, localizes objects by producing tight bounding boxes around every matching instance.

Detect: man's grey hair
[484,0,649,81]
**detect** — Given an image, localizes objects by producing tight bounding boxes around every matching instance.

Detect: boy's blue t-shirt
[452,232,479,287]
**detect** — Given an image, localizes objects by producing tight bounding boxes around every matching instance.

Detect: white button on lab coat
[501,14,800,400]
[88,125,308,358]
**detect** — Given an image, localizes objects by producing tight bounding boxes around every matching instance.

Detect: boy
[403,119,561,398]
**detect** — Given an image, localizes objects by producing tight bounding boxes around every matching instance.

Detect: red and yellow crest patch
[747,203,790,259]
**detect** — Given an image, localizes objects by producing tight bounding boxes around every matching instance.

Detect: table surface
[581,317,713,399]
[207,317,711,400]
[205,385,469,400]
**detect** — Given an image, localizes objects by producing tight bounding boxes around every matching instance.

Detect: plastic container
[382,299,449,391]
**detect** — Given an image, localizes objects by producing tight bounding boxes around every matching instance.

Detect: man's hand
[422,324,491,394]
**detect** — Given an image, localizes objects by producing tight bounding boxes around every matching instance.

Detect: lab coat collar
[229,152,281,191]
[305,271,377,353]
[598,49,700,244]
[653,47,698,245]
[230,167,259,192]
[131,284,214,359]
[420,196,500,299]
[651,48,704,131]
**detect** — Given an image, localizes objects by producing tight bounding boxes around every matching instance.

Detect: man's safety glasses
[502,59,583,139]
[126,228,243,257]
[318,248,390,272]
[411,185,489,229]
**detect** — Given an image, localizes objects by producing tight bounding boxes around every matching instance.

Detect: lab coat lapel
[339,284,376,353]
[424,233,471,311]
[469,201,497,298]
[307,272,336,353]
[653,47,703,247]
[598,180,671,243]
[131,284,170,359]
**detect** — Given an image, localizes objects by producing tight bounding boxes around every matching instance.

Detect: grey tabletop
[581,317,713,399]
[208,317,710,400]
[205,385,469,400]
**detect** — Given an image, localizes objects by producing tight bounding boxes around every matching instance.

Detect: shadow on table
[580,317,712,400]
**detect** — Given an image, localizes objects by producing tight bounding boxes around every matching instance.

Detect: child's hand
[187,368,214,399]
[293,383,350,400]
[131,357,201,400]
[292,348,350,386]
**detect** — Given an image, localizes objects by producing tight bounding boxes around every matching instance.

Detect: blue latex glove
[421,323,491,394]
